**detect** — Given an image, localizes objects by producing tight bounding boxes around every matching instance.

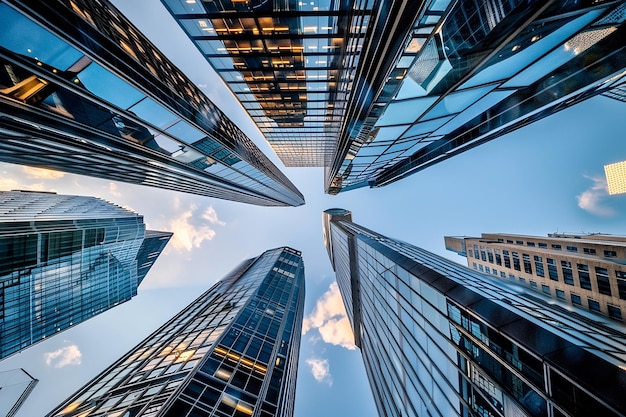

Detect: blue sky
[1,1,626,416]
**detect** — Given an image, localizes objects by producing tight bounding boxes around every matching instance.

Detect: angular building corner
[0,190,171,360]
[0,368,38,417]
[161,0,626,195]
[0,0,304,207]
[47,246,305,417]
[324,208,626,417]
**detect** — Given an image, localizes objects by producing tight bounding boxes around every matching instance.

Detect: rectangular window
[512,252,520,271]
[506,240,513,244]
[504,254,511,269]
[485,267,490,274]
[534,255,545,277]
[561,261,574,285]
[547,258,558,281]
[578,271,592,290]
[495,254,502,266]
[566,246,578,252]
[571,294,582,305]
[500,271,506,278]
[480,250,487,262]
[509,274,516,281]
[472,262,477,270]
[542,285,551,295]
[595,267,612,296]
[538,243,547,248]
[583,247,596,255]
[516,240,523,245]
[588,299,601,312]
[556,289,565,300]
[552,244,562,250]
[523,254,532,274]
[519,277,526,283]
[487,251,494,263]
[608,305,622,321]
[468,249,473,257]
[604,250,617,257]
[527,242,535,247]
[479,265,484,272]
[492,269,498,276]
[473,245,479,259]
[617,271,626,300]
[530,281,537,289]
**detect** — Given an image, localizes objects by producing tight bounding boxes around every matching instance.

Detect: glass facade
[324,209,626,417]
[0,191,171,360]
[47,246,305,417]
[161,0,626,194]
[0,0,304,207]
[0,368,38,417]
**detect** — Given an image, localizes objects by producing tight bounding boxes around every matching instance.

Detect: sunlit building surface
[162,0,626,194]
[0,190,171,360]
[446,233,626,322]
[48,246,305,417]
[0,368,38,417]
[324,209,626,417]
[0,0,304,207]
[605,160,626,195]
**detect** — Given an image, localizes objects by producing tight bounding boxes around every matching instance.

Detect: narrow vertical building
[445,233,626,321]
[0,0,304,206]
[0,190,171,359]
[324,209,626,417]
[47,246,305,417]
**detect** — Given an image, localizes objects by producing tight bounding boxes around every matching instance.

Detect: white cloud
[21,165,65,180]
[44,344,82,368]
[168,204,224,252]
[0,177,46,192]
[305,357,333,385]
[302,282,356,350]
[202,206,226,226]
[577,175,615,217]
[109,182,122,197]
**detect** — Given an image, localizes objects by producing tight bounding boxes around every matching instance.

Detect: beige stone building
[445,233,626,322]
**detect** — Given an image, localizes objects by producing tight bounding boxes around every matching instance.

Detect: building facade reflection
[0,0,304,207]
[162,0,626,194]
[324,208,626,417]
[0,191,171,360]
[47,247,305,417]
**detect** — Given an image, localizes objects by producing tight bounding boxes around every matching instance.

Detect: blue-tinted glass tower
[0,190,171,360]
[161,0,626,194]
[324,208,626,417]
[0,0,304,207]
[47,246,305,417]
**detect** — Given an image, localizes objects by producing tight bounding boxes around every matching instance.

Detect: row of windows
[477,242,618,257]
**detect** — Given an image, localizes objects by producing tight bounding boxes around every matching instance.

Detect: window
[516,240,523,245]
[473,245,479,259]
[617,271,626,300]
[604,250,617,258]
[519,277,525,283]
[468,249,473,257]
[492,269,498,276]
[504,252,511,268]
[479,265,484,272]
[595,267,611,296]
[530,281,537,289]
[542,285,551,295]
[538,243,547,248]
[561,261,574,285]
[588,299,601,312]
[527,242,535,247]
[556,289,565,300]
[577,264,591,290]
[512,252,520,271]
[480,250,487,262]
[485,267,490,274]
[472,262,477,270]
[566,246,578,253]
[500,272,506,278]
[506,240,513,244]
[523,254,532,274]
[534,256,544,277]
[608,305,622,321]
[552,244,562,250]
[571,294,581,305]
[487,250,494,263]
[583,247,596,255]
[547,258,558,281]
[495,253,502,266]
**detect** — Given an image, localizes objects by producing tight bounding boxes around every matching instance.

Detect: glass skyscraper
[0,368,38,417]
[0,0,304,207]
[161,0,626,194]
[47,246,305,417]
[324,208,626,417]
[0,190,171,360]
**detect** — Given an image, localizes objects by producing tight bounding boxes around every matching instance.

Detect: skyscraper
[47,246,305,417]
[445,233,626,321]
[162,1,626,194]
[324,208,626,417]
[0,368,38,417]
[0,0,304,207]
[0,190,171,360]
